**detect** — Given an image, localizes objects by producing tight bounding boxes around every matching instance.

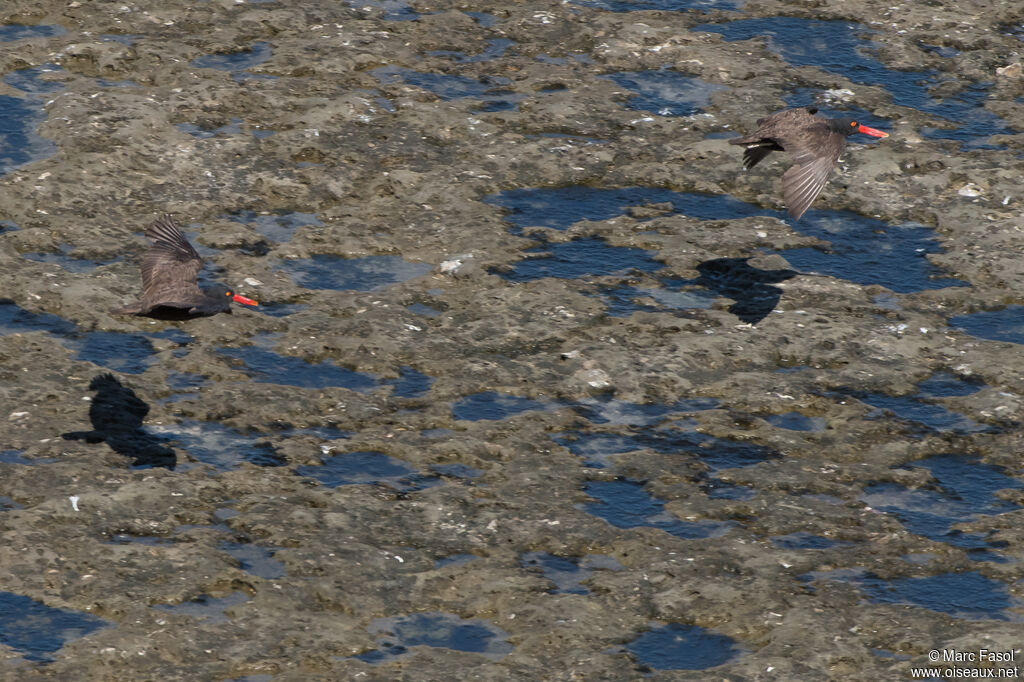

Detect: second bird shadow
[692,257,799,325]
[62,373,176,469]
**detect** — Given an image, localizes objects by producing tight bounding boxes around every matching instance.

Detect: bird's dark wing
[741,142,782,170]
[773,123,846,220]
[778,146,841,220]
[731,108,816,169]
[139,215,205,310]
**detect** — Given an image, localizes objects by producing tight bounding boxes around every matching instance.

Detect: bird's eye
[850,121,857,127]
[226,291,231,297]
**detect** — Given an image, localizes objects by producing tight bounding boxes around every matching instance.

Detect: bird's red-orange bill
[232,293,258,306]
[856,124,888,138]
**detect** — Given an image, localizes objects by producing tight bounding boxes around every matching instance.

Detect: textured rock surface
[1,0,1024,679]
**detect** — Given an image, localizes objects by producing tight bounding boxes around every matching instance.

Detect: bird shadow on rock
[62,373,176,469]
[692,257,799,325]
[131,305,225,321]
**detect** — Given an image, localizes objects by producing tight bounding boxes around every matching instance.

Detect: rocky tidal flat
[2,0,1024,679]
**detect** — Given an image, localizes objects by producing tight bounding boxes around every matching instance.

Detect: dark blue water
[0,301,194,373]
[584,479,733,538]
[0,24,65,41]
[163,371,207,402]
[0,300,76,334]
[484,186,963,293]
[464,11,498,27]
[176,118,242,139]
[220,344,377,391]
[0,591,109,662]
[861,572,1014,619]
[574,0,742,9]
[763,411,827,432]
[0,71,58,173]
[521,553,623,594]
[626,623,743,670]
[271,424,350,442]
[427,39,514,63]
[219,541,286,579]
[191,42,272,73]
[1,449,55,465]
[385,366,433,398]
[0,494,22,510]
[107,533,172,546]
[484,186,694,233]
[860,454,1023,557]
[277,254,431,290]
[296,451,439,492]
[4,63,65,94]
[371,66,525,112]
[451,391,553,421]
[555,426,777,470]
[802,568,1017,619]
[149,419,284,469]
[858,393,985,435]
[572,395,719,425]
[349,0,420,21]
[597,281,716,317]
[692,17,1014,146]
[835,372,987,435]
[99,33,136,45]
[498,237,664,282]
[602,69,726,116]
[258,302,307,318]
[521,552,590,594]
[97,78,138,89]
[67,332,155,375]
[356,612,513,663]
[154,592,250,624]
[430,462,482,479]
[226,210,322,243]
[703,480,756,500]
[915,371,985,397]
[951,306,1024,345]
[407,302,442,317]
[692,19,892,79]
[219,335,426,395]
[23,244,119,273]
[434,553,477,568]
[776,218,966,293]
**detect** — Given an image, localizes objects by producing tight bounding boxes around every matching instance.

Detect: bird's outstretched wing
[776,126,845,220]
[139,215,204,310]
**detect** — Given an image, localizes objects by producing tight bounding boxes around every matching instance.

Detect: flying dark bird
[111,214,257,318]
[729,106,889,220]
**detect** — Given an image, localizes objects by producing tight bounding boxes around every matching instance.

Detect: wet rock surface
[2,0,1024,678]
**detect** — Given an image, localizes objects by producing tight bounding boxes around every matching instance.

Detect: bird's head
[206,283,258,307]
[833,118,889,139]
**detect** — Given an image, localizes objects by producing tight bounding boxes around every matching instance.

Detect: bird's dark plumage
[111,215,256,318]
[729,106,888,220]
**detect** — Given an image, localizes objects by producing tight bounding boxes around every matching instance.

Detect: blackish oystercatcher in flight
[111,214,257,318]
[729,106,889,220]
